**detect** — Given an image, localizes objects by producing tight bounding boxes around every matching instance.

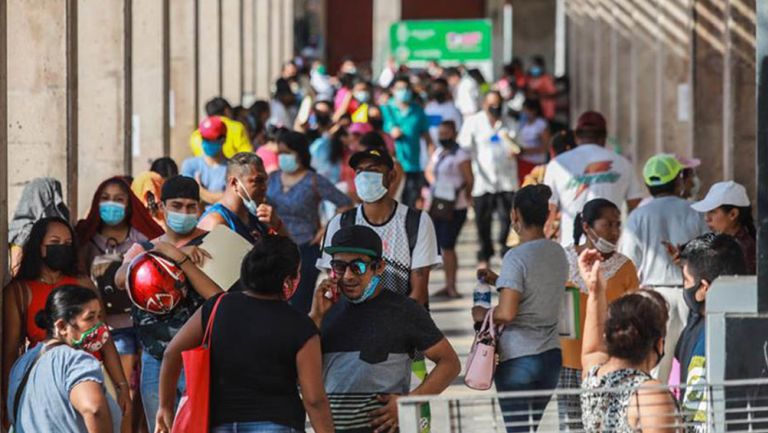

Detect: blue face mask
[99,202,126,226]
[236,179,259,216]
[354,91,370,103]
[278,153,299,173]
[347,274,381,304]
[529,66,543,77]
[394,89,411,104]
[201,139,223,157]
[354,171,388,203]
[166,211,198,235]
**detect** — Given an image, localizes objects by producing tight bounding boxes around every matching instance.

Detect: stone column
[132,0,165,173]
[269,0,282,81]
[511,0,556,74]
[255,0,272,99]
[730,0,757,199]
[6,0,70,213]
[77,1,127,215]
[0,0,7,287]
[222,0,242,104]
[242,0,256,105]
[170,0,199,164]
[199,0,222,119]
[282,0,295,61]
[372,0,401,77]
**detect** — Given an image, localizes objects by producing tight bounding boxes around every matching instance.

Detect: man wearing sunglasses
[310,225,460,433]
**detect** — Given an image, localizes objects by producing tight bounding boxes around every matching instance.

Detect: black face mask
[683,282,705,314]
[369,117,384,131]
[439,138,457,149]
[488,105,503,118]
[315,114,332,128]
[43,244,76,272]
[653,339,665,368]
[432,91,448,103]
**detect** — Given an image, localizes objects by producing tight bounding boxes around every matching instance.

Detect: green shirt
[381,102,430,173]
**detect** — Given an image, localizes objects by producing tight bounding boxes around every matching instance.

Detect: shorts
[433,209,468,249]
[110,327,139,355]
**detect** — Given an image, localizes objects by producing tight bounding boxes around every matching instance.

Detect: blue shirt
[181,156,227,193]
[381,102,430,173]
[8,344,121,433]
[309,135,341,183]
[267,171,352,245]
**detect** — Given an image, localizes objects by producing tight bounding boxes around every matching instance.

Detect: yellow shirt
[561,247,639,370]
[189,116,253,158]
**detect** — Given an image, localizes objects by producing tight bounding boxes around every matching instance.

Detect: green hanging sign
[390,19,493,63]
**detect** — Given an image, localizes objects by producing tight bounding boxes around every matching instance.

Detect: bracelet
[177,256,190,267]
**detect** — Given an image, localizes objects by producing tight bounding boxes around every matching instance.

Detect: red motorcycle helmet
[126,252,187,314]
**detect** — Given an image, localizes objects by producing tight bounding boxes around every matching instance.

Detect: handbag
[464,308,502,390]
[428,150,459,222]
[172,294,226,433]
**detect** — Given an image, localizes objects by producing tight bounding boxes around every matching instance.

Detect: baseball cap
[349,122,374,135]
[643,154,683,186]
[324,225,383,258]
[675,154,701,169]
[691,181,750,212]
[161,175,200,202]
[575,111,607,132]
[349,148,394,170]
[199,116,227,140]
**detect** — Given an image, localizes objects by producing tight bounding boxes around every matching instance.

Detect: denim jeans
[140,351,186,432]
[494,349,562,433]
[212,422,301,433]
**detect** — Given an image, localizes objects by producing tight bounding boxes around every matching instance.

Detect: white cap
[691,181,750,212]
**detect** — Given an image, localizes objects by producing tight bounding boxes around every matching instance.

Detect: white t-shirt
[458,111,519,197]
[316,203,442,297]
[428,147,472,209]
[517,117,549,165]
[544,144,645,246]
[425,101,463,144]
[618,196,709,287]
[454,76,480,116]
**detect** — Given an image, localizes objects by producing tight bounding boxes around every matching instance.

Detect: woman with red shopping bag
[154,235,334,433]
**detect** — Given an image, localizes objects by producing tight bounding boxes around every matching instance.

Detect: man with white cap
[618,153,709,382]
[691,181,756,273]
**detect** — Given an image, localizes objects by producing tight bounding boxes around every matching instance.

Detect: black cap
[349,148,394,171]
[324,225,382,258]
[161,175,200,202]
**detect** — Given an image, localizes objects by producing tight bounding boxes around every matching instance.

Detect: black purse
[429,149,459,222]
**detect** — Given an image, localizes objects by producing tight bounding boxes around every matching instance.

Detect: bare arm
[458,160,474,204]
[197,211,227,232]
[152,242,223,299]
[70,381,114,433]
[493,288,521,325]
[156,308,205,432]
[580,250,610,372]
[630,384,681,433]
[297,336,334,433]
[409,267,430,306]
[422,132,435,158]
[627,198,642,212]
[413,338,461,396]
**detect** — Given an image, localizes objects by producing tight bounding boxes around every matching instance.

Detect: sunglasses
[330,259,377,277]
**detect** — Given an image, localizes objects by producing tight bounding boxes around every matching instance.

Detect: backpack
[90,238,132,315]
[339,206,421,256]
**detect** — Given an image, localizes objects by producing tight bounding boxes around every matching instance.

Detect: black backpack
[338,206,421,256]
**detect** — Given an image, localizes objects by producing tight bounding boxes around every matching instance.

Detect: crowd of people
[0,52,756,433]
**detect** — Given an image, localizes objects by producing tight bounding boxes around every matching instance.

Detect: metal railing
[398,379,768,432]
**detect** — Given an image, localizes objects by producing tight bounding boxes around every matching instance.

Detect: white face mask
[236,179,258,216]
[354,171,388,203]
[588,228,617,254]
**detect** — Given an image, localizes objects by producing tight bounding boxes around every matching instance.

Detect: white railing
[398,378,768,432]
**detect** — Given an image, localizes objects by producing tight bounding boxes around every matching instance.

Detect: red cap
[199,116,227,140]
[575,111,607,132]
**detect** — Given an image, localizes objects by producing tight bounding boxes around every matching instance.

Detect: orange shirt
[560,247,639,370]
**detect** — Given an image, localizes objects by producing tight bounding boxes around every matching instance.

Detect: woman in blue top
[267,130,353,313]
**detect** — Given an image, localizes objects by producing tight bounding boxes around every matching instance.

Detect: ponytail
[573,212,585,246]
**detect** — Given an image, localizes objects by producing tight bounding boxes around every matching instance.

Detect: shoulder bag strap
[13,341,65,424]
[405,207,421,256]
[202,294,227,349]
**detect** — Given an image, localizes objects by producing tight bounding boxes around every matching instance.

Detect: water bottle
[473,280,492,309]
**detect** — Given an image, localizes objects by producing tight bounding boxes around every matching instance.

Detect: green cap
[643,154,683,186]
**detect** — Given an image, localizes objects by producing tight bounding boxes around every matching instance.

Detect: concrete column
[77,1,127,215]
[730,0,757,199]
[269,0,282,81]
[511,0,557,74]
[613,0,636,162]
[0,0,7,288]
[6,0,70,214]
[255,0,271,99]
[631,0,660,169]
[659,0,693,158]
[222,0,242,104]
[199,0,222,119]
[372,0,401,77]
[242,0,256,104]
[132,0,165,173]
[282,0,294,62]
[170,0,198,164]
[486,0,505,80]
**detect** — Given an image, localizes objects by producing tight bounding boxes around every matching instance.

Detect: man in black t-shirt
[310,226,460,433]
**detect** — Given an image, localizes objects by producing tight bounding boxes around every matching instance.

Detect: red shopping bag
[172,294,226,433]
